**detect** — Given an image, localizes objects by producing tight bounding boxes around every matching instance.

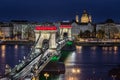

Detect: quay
[0,40,34,45]
[75,41,120,46]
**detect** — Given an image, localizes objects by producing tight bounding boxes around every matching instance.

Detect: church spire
[75,12,79,23]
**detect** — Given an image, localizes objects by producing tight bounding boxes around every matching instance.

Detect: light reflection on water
[0,45,31,76]
[57,46,120,80]
[64,52,76,66]
[0,45,120,80]
[76,45,82,53]
[14,45,18,49]
[0,45,6,75]
[1,45,6,63]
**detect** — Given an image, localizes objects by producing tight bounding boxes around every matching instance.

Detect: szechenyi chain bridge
[1,24,74,80]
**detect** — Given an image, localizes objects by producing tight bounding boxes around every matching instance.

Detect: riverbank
[75,41,120,46]
[1,40,120,46]
[0,40,34,45]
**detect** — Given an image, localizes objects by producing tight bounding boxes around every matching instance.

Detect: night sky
[0,0,120,23]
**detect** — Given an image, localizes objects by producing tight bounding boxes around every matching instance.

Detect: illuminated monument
[60,22,72,40]
[75,14,79,23]
[80,10,92,23]
[73,10,94,36]
[35,26,57,49]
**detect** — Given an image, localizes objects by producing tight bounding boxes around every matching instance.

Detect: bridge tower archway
[34,26,57,49]
[59,23,72,40]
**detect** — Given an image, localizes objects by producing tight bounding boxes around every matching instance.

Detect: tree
[96,30,105,39]
[83,30,91,38]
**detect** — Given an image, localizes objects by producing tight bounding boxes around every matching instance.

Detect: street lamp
[44,72,49,80]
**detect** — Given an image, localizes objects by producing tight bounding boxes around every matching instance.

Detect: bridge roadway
[12,49,56,79]
[7,37,70,80]
[36,38,69,75]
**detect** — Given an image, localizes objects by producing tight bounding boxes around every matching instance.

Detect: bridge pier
[35,26,57,50]
[60,24,72,40]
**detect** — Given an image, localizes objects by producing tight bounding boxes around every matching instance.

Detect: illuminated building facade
[0,22,13,39]
[96,19,120,39]
[72,22,94,37]
[11,20,37,40]
[75,14,79,23]
[73,10,93,38]
[81,10,92,23]
[75,10,92,23]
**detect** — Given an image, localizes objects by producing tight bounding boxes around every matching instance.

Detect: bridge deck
[4,37,73,79]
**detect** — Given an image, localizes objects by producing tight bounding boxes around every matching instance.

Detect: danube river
[0,44,120,80]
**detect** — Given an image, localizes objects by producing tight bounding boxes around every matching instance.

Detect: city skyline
[0,0,120,23]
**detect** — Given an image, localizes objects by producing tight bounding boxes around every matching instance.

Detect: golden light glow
[76,46,82,53]
[76,69,80,73]
[81,16,89,23]
[72,68,76,73]
[15,45,18,49]
[1,52,5,59]
[1,45,6,51]
[68,76,78,80]
[91,46,96,50]
[102,47,109,54]
[108,47,112,54]
[32,76,36,80]
[72,68,81,74]
[102,47,108,51]
[113,46,118,51]
[1,45,6,58]
[81,10,91,23]
[68,77,74,80]
[44,72,49,79]
[113,46,118,54]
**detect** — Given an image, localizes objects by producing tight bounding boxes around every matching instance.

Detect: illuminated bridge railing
[7,37,73,79]
[36,37,70,74]
[9,34,41,77]
[10,48,49,79]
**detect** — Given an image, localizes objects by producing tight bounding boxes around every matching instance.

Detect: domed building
[80,10,92,23]
[73,10,94,37]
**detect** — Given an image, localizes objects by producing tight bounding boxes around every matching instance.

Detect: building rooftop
[105,19,114,23]
[97,19,120,24]
[35,25,57,30]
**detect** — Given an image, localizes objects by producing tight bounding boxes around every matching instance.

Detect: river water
[0,45,120,80]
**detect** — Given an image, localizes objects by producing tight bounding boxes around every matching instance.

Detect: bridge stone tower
[34,26,57,49]
[59,23,72,40]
